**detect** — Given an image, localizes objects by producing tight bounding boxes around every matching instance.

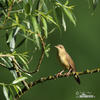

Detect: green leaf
[19,24,26,33]
[41,17,48,38]
[21,33,34,42]
[3,85,9,100]
[34,34,40,49]
[14,27,20,36]
[7,57,18,79]
[23,0,28,4]
[12,77,27,84]
[62,12,66,31]
[64,0,69,6]
[56,2,76,25]
[24,21,30,29]
[38,0,44,10]
[48,28,56,35]
[32,16,40,34]
[15,85,22,93]
[63,7,76,26]
[7,31,13,43]
[44,44,51,57]
[1,57,18,79]
[9,37,15,52]
[18,55,29,69]
[52,6,60,30]
[25,3,30,14]
[42,1,48,12]
[13,85,19,94]
[15,13,19,24]
[9,94,13,100]
[1,58,11,68]
[92,0,98,10]
[37,10,58,26]
[31,16,41,48]
[32,0,40,12]
[46,15,58,26]
[7,30,16,52]
[24,72,32,77]
[9,86,14,98]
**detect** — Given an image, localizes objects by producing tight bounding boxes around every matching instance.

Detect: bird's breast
[58,52,70,69]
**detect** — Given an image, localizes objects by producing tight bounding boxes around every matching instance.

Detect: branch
[0,33,45,75]
[15,67,100,99]
[13,33,45,74]
[11,57,29,90]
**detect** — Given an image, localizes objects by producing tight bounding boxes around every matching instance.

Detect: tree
[0,0,99,100]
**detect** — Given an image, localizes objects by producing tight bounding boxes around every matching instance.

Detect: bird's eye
[59,46,62,48]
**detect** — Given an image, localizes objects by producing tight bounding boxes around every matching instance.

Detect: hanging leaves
[92,0,98,10]
[56,1,76,26]
[3,85,9,100]
[62,12,66,31]
[41,17,48,38]
[32,16,40,48]
[12,77,27,84]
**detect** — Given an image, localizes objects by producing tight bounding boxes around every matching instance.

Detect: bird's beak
[55,45,58,48]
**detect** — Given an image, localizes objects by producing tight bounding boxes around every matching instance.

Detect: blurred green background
[0,0,100,100]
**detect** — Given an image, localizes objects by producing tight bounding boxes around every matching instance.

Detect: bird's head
[55,44,65,52]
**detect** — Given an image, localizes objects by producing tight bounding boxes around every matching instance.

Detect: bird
[55,44,80,84]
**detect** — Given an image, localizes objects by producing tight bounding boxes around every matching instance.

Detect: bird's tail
[73,73,80,84]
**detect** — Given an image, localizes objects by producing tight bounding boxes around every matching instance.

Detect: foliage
[0,0,99,99]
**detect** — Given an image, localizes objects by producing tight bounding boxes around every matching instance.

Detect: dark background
[0,0,100,100]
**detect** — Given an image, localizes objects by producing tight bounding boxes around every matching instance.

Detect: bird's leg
[64,68,72,77]
[56,70,64,77]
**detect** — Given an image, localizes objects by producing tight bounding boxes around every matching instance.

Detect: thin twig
[15,67,100,99]
[19,33,45,74]
[0,33,45,74]
[3,0,14,24]
[0,54,13,57]
[36,33,45,71]
[13,33,45,74]
[0,62,9,69]
[11,57,29,90]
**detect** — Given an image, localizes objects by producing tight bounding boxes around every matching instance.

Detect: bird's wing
[65,53,76,71]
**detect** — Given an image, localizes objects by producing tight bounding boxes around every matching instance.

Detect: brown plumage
[55,44,80,84]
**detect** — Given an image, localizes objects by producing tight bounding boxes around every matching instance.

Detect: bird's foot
[56,72,62,77]
[56,70,64,77]
[64,72,71,77]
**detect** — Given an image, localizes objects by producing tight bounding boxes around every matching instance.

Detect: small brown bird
[55,44,80,84]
